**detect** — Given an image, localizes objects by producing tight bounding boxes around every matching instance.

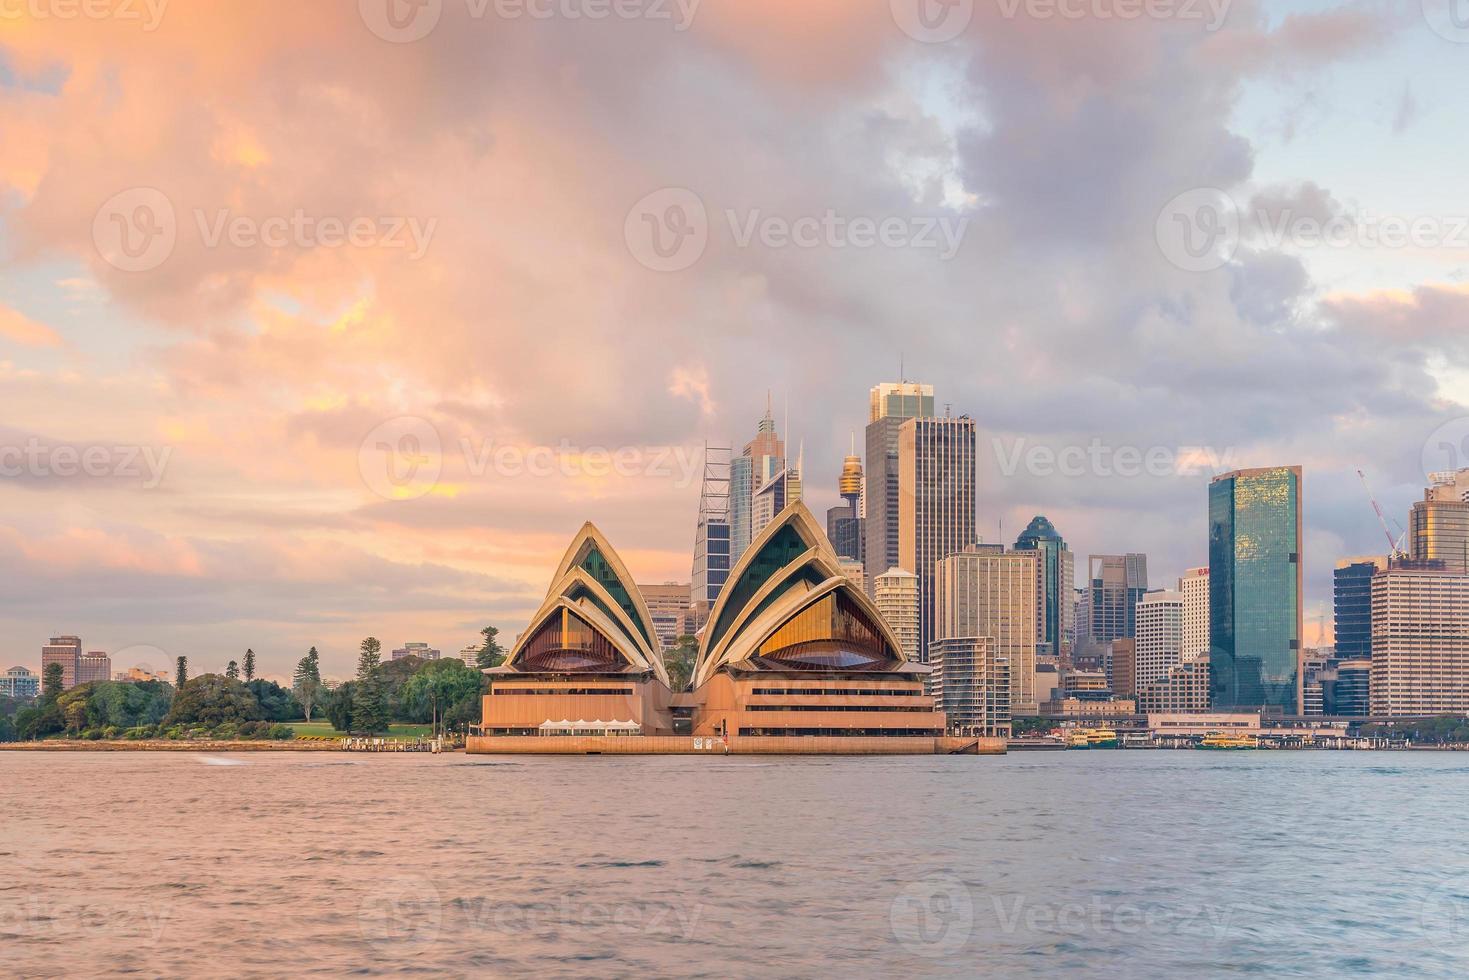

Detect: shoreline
[0,739,346,752]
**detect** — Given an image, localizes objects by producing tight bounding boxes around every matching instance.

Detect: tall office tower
[899,414,978,665]
[41,635,82,690]
[1209,466,1304,714]
[1014,515,1075,657]
[729,403,787,562]
[929,636,1011,737]
[1410,468,1469,572]
[1086,554,1149,643]
[76,651,112,684]
[1369,561,1469,716]
[826,440,865,560]
[934,545,1039,714]
[690,444,732,619]
[751,453,802,544]
[1334,557,1386,660]
[874,567,920,664]
[639,582,692,650]
[1135,590,1184,691]
[1107,638,1136,700]
[863,381,935,595]
[1179,567,1210,662]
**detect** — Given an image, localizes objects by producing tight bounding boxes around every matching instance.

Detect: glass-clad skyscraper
[1209,466,1303,714]
[1014,515,1075,657]
[1333,558,1383,660]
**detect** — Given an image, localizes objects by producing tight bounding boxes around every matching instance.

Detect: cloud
[0,303,62,347]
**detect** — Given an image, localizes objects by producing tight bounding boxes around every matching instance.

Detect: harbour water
[4,750,1468,977]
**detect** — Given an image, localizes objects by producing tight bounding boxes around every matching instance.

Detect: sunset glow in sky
[2,1,1468,679]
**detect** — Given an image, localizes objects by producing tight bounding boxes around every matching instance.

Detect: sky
[2,1,1468,681]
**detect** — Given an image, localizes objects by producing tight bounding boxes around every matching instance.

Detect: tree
[401,659,482,735]
[352,638,388,734]
[164,675,262,728]
[225,660,240,679]
[42,662,65,701]
[246,679,302,722]
[324,681,354,733]
[175,656,189,691]
[664,634,698,692]
[242,649,256,681]
[476,625,506,671]
[293,648,322,722]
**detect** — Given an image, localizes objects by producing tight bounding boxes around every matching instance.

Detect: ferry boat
[1066,731,1092,749]
[1197,731,1257,750]
[1066,728,1119,749]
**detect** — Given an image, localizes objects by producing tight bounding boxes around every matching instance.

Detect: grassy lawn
[289,721,436,740]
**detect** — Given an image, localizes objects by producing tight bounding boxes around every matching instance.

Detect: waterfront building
[1,666,39,699]
[391,643,440,661]
[1323,660,1371,716]
[1040,696,1136,720]
[1410,468,1469,572]
[730,404,787,562]
[482,524,675,735]
[41,636,82,690]
[898,414,978,663]
[1059,669,1110,701]
[934,545,1039,714]
[863,381,934,596]
[1180,567,1210,661]
[76,652,111,685]
[1086,554,1149,643]
[1209,466,1304,714]
[1106,638,1136,700]
[929,637,1010,737]
[874,567,920,665]
[691,503,946,740]
[1334,558,1385,660]
[1014,515,1075,657]
[639,582,692,650]
[1135,590,1184,690]
[690,444,732,611]
[1369,562,1469,716]
[1136,655,1210,714]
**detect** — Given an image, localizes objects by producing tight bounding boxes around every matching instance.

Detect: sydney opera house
[468,502,1000,754]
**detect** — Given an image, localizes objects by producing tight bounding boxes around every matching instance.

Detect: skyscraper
[863,381,934,593]
[690,444,732,620]
[1014,515,1075,657]
[1369,561,1469,716]
[1209,466,1303,714]
[934,544,1039,714]
[1086,554,1148,643]
[1134,590,1184,691]
[1410,468,1469,572]
[729,403,786,562]
[1179,567,1210,662]
[874,567,920,665]
[41,635,82,690]
[750,454,801,544]
[1334,557,1385,661]
[899,414,978,664]
[76,651,112,684]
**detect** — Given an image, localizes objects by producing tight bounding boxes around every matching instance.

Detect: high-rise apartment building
[874,567,920,665]
[1180,567,1210,662]
[899,414,977,664]
[76,651,112,684]
[1014,515,1075,657]
[1410,468,1469,573]
[934,545,1038,714]
[1209,466,1304,714]
[929,637,1011,737]
[863,381,934,594]
[391,643,440,661]
[1,666,40,699]
[1369,562,1469,716]
[729,404,787,562]
[41,635,82,690]
[1086,554,1148,643]
[639,583,692,650]
[1334,557,1386,661]
[1135,590,1184,691]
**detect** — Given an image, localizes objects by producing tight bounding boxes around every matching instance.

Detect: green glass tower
[1014,515,1075,656]
[1208,466,1303,714]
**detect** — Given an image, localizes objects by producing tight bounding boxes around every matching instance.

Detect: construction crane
[1356,469,1407,559]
